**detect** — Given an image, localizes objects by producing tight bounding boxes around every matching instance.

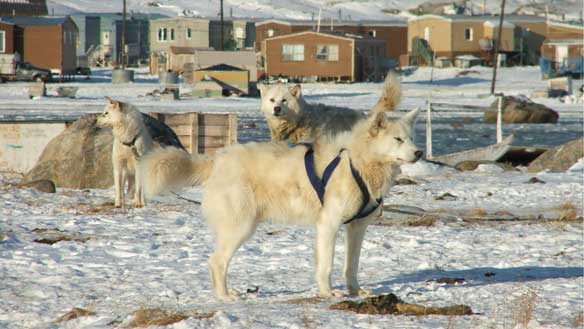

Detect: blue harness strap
[302,145,383,224]
[304,148,342,204]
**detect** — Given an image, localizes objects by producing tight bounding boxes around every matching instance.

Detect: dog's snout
[273,106,282,115]
[414,150,423,160]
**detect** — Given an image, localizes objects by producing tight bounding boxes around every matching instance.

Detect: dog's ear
[402,107,420,127]
[258,83,268,96]
[105,97,121,110]
[289,85,302,97]
[369,112,387,137]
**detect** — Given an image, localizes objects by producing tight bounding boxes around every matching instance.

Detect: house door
[556,45,568,64]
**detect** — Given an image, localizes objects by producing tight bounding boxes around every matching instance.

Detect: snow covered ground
[0,66,583,328]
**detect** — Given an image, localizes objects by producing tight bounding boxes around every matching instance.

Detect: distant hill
[46,0,583,22]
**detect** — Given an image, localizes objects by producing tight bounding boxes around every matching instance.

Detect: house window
[464,28,473,41]
[368,30,376,38]
[424,27,430,42]
[158,27,167,42]
[235,27,244,39]
[0,31,6,53]
[316,44,338,61]
[170,28,175,41]
[267,29,275,37]
[186,28,192,39]
[282,44,304,61]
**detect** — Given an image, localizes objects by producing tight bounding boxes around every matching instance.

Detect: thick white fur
[96,98,153,208]
[140,105,421,301]
[258,72,401,142]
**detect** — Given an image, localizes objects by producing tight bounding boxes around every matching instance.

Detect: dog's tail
[371,71,401,113]
[139,146,213,197]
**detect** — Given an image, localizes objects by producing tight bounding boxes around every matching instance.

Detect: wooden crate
[149,112,237,155]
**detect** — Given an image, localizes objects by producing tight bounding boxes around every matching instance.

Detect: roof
[548,21,584,31]
[265,30,357,42]
[169,46,213,55]
[483,20,515,28]
[0,16,70,26]
[256,18,407,27]
[544,39,584,45]
[198,63,246,71]
[409,14,547,23]
[151,16,210,23]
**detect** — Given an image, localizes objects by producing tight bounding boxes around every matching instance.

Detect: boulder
[22,113,184,189]
[484,95,558,124]
[528,139,584,173]
[455,160,514,172]
[19,179,56,193]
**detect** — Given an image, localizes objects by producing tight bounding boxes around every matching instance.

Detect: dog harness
[301,144,383,224]
[122,133,141,159]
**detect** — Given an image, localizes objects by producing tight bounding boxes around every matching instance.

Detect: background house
[193,63,250,96]
[540,22,584,75]
[1,16,78,75]
[0,0,47,16]
[0,20,18,55]
[150,17,210,55]
[406,14,583,67]
[262,30,386,82]
[209,19,254,50]
[71,12,158,67]
[255,19,406,63]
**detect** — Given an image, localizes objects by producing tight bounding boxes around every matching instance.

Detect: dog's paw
[217,289,242,302]
[348,288,372,297]
[319,289,344,298]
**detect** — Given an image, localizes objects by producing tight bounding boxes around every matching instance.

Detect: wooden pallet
[149,112,237,155]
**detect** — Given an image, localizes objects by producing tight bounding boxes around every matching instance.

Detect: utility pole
[121,0,126,69]
[220,0,224,51]
[490,0,506,95]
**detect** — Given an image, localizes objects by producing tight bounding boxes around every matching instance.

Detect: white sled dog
[96,97,153,208]
[259,72,401,142]
[140,93,421,300]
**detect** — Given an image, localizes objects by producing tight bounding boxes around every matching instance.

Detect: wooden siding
[149,112,237,155]
[150,18,209,53]
[17,18,78,74]
[0,22,15,54]
[264,32,354,81]
[256,22,406,60]
[408,18,452,54]
[255,22,293,52]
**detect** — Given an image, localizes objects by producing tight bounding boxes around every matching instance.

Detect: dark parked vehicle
[0,54,52,82]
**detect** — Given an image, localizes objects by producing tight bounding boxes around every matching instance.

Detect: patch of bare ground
[330,294,472,316]
[554,203,582,222]
[32,228,90,245]
[127,308,215,328]
[510,288,537,329]
[286,296,324,305]
[573,311,584,328]
[54,307,95,323]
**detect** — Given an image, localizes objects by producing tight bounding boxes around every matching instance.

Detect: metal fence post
[426,101,433,159]
[496,95,503,143]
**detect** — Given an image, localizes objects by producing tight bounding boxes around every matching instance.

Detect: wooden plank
[199,146,222,155]
[178,137,191,149]
[198,125,230,137]
[190,114,199,154]
[200,136,227,148]
[199,113,230,126]
[160,113,196,125]
[172,124,196,135]
[227,113,238,145]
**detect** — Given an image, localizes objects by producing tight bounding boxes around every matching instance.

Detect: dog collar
[302,144,382,224]
[122,134,139,148]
